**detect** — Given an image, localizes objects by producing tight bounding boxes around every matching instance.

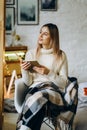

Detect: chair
[14,77,78,130]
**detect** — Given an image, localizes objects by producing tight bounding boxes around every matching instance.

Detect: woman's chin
[38,42,42,45]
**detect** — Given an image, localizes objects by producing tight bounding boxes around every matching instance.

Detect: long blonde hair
[36,23,62,59]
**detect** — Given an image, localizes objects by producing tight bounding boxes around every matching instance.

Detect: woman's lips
[38,38,43,43]
[39,38,43,41]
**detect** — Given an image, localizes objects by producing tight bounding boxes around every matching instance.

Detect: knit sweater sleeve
[21,50,35,86]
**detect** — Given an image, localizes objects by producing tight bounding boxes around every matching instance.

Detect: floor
[3,113,54,130]
[3,84,54,130]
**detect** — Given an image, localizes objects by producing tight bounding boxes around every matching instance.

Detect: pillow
[78,82,87,108]
[4,98,17,113]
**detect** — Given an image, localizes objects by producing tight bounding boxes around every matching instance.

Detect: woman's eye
[39,31,49,36]
[44,33,48,36]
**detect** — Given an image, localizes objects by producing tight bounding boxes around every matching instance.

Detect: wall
[6,0,87,83]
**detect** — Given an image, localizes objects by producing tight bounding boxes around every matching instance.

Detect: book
[15,53,40,67]
[30,61,40,67]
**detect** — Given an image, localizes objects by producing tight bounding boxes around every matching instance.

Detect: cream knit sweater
[21,48,68,91]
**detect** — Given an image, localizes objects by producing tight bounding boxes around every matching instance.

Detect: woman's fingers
[20,61,31,70]
[33,66,49,74]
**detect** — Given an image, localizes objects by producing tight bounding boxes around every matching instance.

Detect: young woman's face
[38,26,52,49]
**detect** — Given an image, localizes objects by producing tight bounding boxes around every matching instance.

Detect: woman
[16,23,68,130]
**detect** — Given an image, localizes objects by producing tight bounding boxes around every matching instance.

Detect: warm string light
[4,61,11,76]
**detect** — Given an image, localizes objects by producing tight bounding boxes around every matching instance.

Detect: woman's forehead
[41,26,50,32]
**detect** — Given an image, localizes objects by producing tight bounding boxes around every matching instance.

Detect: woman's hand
[33,66,50,75]
[20,61,32,70]
[20,61,50,74]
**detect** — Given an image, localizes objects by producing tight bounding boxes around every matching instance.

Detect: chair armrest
[14,78,28,113]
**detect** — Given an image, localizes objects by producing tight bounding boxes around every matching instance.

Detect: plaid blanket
[16,77,78,129]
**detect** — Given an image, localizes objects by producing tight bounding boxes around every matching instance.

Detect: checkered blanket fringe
[16,77,78,129]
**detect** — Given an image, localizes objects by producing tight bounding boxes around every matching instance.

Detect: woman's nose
[40,33,43,38]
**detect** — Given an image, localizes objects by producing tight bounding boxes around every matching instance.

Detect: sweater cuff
[47,70,55,76]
